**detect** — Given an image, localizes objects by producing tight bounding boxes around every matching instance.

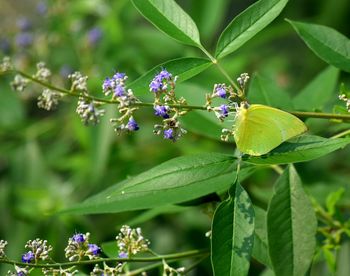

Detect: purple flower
[118,252,128,258]
[157,69,172,80]
[127,117,139,131]
[17,18,32,32]
[72,233,86,243]
[15,32,33,48]
[164,129,174,140]
[154,105,169,118]
[149,79,163,92]
[88,27,102,45]
[88,244,101,256]
[219,104,229,117]
[22,251,35,263]
[113,72,126,80]
[215,86,227,98]
[37,1,48,15]
[114,85,125,97]
[102,77,112,90]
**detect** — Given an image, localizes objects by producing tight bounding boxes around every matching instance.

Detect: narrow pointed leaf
[293,66,339,110]
[132,0,201,46]
[211,182,255,276]
[244,135,350,165]
[288,20,350,72]
[61,153,255,215]
[215,0,289,59]
[128,57,211,99]
[267,165,317,276]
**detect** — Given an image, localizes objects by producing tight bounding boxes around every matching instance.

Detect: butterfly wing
[234,104,307,156]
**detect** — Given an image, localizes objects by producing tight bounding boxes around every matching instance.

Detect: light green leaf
[288,20,350,72]
[253,206,272,268]
[293,66,339,111]
[244,135,350,165]
[248,74,293,110]
[326,188,345,216]
[128,57,211,99]
[131,0,201,46]
[61,153,255,215]
[215,0,289,59]
[211,181,255,276]
[267,165,317,276]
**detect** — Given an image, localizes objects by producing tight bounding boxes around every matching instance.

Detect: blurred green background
[0,0,350,275]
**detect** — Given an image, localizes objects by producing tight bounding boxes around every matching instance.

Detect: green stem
[331,129,350,139]
[0,249,208,268]
[8,70,350,121]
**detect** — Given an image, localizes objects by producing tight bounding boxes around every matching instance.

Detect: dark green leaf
[215,0,289,59]
[252,206,272,268]
[211,181,255,276]
[293,66,339,111]
[248,74,293,110]
[288,20,350,72]
[244,135,350,165]
[131,0,201,46]
[61,153,255,215]
[128,57,211,99]
[267,165,317,276]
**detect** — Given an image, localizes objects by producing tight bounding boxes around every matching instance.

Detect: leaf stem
[331,129,350,139]
[0,249,208,268]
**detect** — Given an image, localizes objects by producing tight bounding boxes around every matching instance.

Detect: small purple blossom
[219,104,229,118]
[164,129,174,140]
[127,117,139,131]
[118,252,128,258]
[37,1,48,15]
[113,72,126,80]
[21,251,35,263]
[114,85,125,97]
[72,233,86,243]
[88,244,101,256]
[154,105,170,118]
[215,85,227,98]
[149,68,175,93]
[88,27,102,45]
[15,32,33,48]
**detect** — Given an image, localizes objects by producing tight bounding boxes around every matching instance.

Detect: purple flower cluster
[102,72,127,99]
[149,69,175,93]
[22,251,35,263]
[214,84,227,98]
[88,27,102,45]
[65,232,101,261]
[154,105,170,119]
[127,117,139,131]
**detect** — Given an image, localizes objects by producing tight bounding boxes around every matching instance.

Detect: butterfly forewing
[234,104,307,156]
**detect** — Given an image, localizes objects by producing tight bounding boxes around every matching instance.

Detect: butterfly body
[233,104,307,156]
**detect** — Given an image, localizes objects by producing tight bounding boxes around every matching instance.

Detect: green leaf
[293,66,339,111]
[211,181,255,276]
[248,74,293,110]
[267,165,317,276]
[326,187,345,216]
[131,0,201,46]
[128,57,211,99]
[244,135,350,165]
[215,0,288,59]
[61,153,255,215]
[253,207,272,268]
[287,20,350,72]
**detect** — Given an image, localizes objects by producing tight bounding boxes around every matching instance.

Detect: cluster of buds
[69,71,105,125]
[37,88,62,110]
[42,267,78,275]
[64,232,101,261]
[22,239,53,263]
[10,74,29,92]
[8,265,29,276]
[339,94,350,112]
[162,259,186,276]
[33,62,51,82]
[116,225,150,257]
[91,263,123,276]
[102,72,141,134]
[150,69,187,141]
[0,56,13,73]
[0,240,7,258]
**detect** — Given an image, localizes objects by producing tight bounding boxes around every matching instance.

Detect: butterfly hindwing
[234,104,307,156]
